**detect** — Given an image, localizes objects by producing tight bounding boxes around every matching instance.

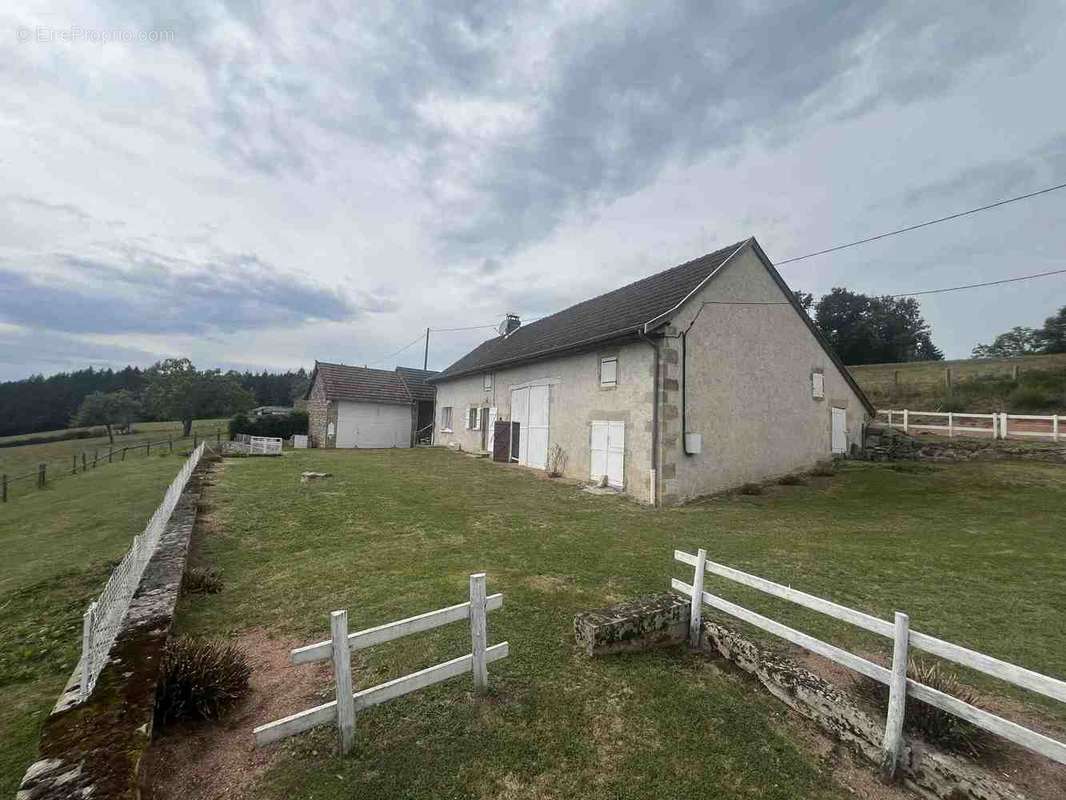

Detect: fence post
[108,447,113,464]
[169,436,173,453]
[469,572,489,693]
[1000,413,1008,440]
[122,447,127,461]
[146,440,151,456]
[880,611,910,781]
[947,412,953,438]
[1055,415,1060,443]
[689,548,707,648]
[902,409,909,434]
[887,410,893,428]
[1,474,6,503]
[37,463,46,488]
[73,454,78,474]
[82,452,87,472]
[80,602,97,702]
[330,610,356,754]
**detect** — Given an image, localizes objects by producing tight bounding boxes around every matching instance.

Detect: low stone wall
[573,596,1028,800]
[573,593,689,656]
[17,460,211,800]
[865,425,1066,463]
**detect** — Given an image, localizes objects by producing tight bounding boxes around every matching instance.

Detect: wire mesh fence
[77,442,206,701]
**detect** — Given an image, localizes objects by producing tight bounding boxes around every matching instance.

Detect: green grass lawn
[0,452,195,796]
[0,419,228,500]
[170,449,1066,799]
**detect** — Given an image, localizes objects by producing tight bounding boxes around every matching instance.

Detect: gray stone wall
[866,425,1066,463]
[307,374,332,448]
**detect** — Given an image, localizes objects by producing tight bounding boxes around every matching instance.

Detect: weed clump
[183,566,223,595]
[856,659,997,758]
[155,638,251,726]
[808,463,835,478]
[737,482,763,495]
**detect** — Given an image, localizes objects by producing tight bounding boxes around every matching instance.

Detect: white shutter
[590,422,608,482]
[812,372,825,399]
[607,422,625,487]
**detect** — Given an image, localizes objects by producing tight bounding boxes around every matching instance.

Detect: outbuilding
[429,236,874,505]
[305,362,438,449]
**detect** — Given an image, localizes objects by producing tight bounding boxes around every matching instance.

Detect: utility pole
[423,327,430,370]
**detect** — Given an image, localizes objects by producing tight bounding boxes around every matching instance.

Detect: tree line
[0,361,310,439]
[970,306,1066,358]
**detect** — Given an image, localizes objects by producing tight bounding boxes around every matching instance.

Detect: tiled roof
[432,240,747,380]
[395,366,439,402]
[312,362,412,405]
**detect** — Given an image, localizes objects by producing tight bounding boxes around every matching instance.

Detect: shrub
[546,444,567,477]
[229,410,308,439]
[856,659,996,758]
[155,638,251,726]
[183,567,223,595]
[1007,385,1055,412]
[737,482,763,495]
[777,474,805,486]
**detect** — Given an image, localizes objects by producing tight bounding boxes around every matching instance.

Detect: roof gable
[432,240,747,380]
[311,362,412,405]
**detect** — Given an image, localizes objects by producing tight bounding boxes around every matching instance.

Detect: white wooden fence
[227,434,283,455]
[253,573,509,753]
[78,442,206,701]
[878,409,1061,442]
[673,548,1066,778]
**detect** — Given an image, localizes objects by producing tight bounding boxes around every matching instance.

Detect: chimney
[503,313,521,335]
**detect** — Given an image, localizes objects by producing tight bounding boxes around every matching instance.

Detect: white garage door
[510,384,550,469]
[590,421,625,487]
[336,401,411,448]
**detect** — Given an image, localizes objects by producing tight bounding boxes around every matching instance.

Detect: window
[441,406,453,431]
[812,371,825,400]
[483,373,493,391]
[468,406,481,430]
[600,356,618,387]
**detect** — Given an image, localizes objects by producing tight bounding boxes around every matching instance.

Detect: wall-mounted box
[684,433,702,455]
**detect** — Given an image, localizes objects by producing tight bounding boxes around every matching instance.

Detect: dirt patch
[143,627,332,800]
[791,646,1066,800]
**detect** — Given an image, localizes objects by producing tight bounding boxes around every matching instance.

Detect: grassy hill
[849,353,1066,412]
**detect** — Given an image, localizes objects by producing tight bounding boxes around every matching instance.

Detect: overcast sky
[2,1,1065,381]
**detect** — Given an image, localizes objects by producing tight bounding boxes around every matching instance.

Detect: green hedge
[229,411,308,439]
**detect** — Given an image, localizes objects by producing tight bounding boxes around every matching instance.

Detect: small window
[600,356,618,387]
[441,406,453,431]
[468,407,480,430]
[483,373,493,391]
[812,372,825,399]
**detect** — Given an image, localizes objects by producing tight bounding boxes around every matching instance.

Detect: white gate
[590,421,625,487]
[831,407,847,454]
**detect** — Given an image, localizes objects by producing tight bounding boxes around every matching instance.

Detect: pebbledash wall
[433,341,657,503]
[662,245,868,502]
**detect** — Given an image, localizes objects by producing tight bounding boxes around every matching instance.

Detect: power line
[886,266,1066,298]
[369,331,426,366]
[776,181,1066,266]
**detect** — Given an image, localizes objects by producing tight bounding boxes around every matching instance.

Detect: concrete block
[574,594,689,656]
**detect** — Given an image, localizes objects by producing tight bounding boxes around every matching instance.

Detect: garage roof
[395,367,439,402]
[311,362,414,406]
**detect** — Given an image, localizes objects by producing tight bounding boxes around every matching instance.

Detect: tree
[71,390,142,444]
[971,327,1042,358]
[813,289,943,365]
[792,290,814,314]
[144,358,255,436]
[1038,306,1066,353]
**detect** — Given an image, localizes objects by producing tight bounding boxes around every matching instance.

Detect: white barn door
[590,421,624,487]
[510,386,550,469]
[831,407,847,454]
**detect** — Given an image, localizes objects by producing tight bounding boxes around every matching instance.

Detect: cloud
[0,247,382,335]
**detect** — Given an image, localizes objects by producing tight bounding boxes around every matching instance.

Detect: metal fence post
[469,573,489,693]
[80,602,97,702]
[881,611,910,781]
[331,610,356,754]
[37,463,46,488]
[689,548,707,648]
